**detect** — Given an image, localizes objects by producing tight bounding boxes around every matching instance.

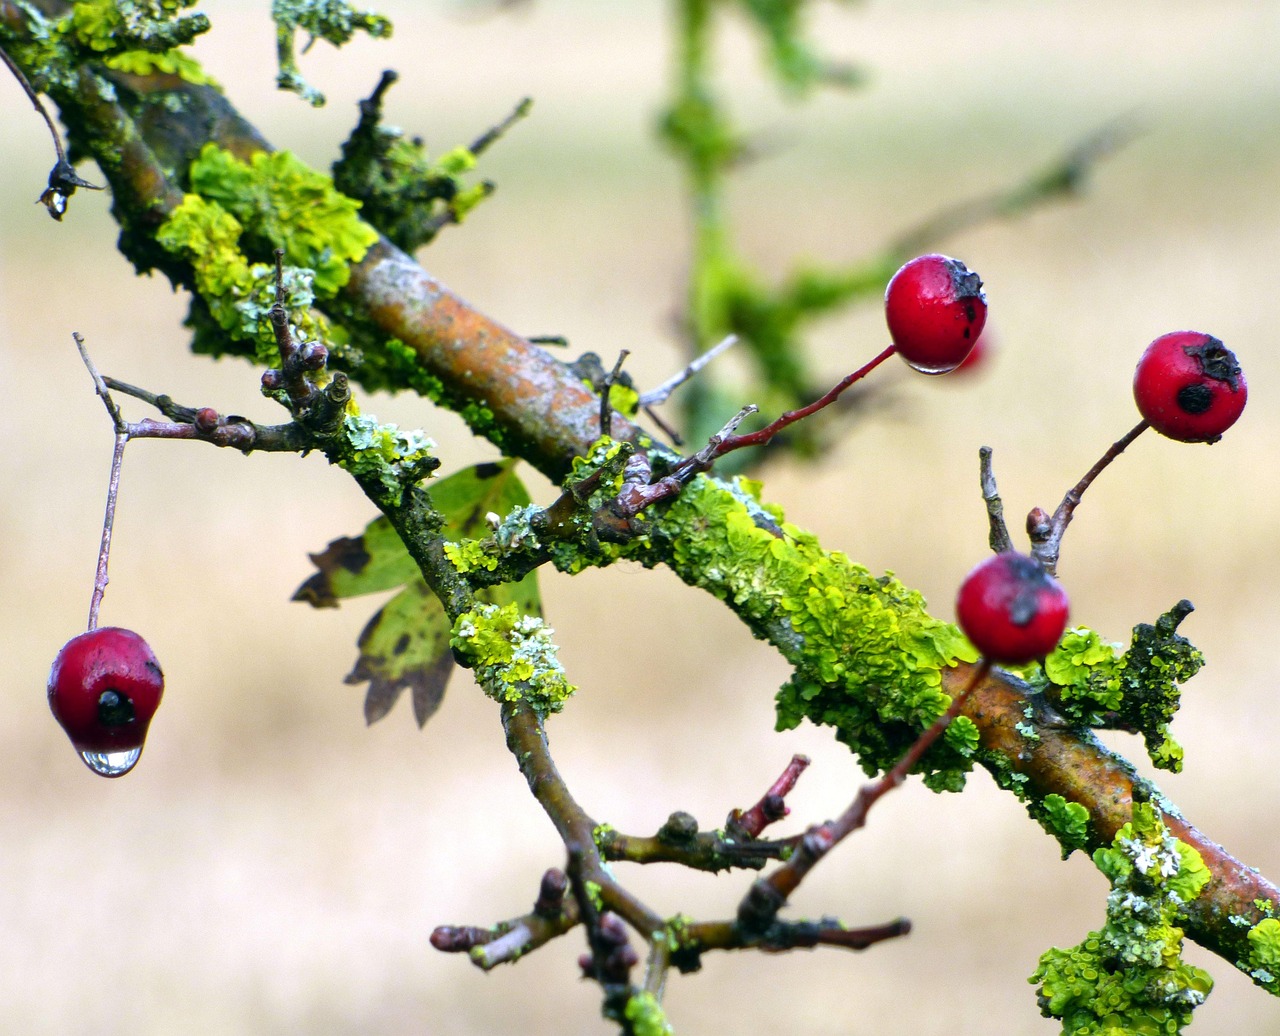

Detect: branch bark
[4,5,1274,989]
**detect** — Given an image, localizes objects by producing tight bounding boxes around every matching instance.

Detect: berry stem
[1032,418,1149,575]
[614,344,895,518]
[88,430,128,631]
[718,343,896,452]
[73,333,132,632]
[743,659,992,912]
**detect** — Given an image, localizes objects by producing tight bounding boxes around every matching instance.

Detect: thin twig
[639,333,739,407]
[1032,419,1149,575]
[0,42,66,163]
[600,349,630,438]
[741,660,992,925]
[978,446,1014,554]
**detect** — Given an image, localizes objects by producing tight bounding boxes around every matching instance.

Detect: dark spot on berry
[963,327,971,339]
[964,303,976,325]
[97,689,136,727]
[946,259,984,300]
[1005,554,1052,627]
[1185,337,1243,391]
[1176,383,1213,415]
[393,633,411,656]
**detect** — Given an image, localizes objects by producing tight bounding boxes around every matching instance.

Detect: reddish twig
[614,344,896,518]
[725,754,811,839]
[739,661,992,932]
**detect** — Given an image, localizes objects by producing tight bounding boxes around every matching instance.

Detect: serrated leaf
[343,579,455,726]
[297,460,543,727]
[293,516,421,607]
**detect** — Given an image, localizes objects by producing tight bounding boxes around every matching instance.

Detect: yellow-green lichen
[624,991,675,1036]
[1030,800,1214,1033]
[339,414,436,496]
[614,473,980,790]
[449,603,575,718]
[187,144,377,296]
[61,0,209,56]
[1243,917,1280,992]
[1036,603,1203,774]
[104,47,215,84]
[1036,793,1091,857]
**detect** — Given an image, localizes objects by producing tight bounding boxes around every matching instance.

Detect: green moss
[624,991,675,1036]
[449,603,576,718]
[1030,800,1214,1033]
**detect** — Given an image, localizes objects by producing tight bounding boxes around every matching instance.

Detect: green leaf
[344,579,454,727]
[292,516,421,606]
[294,460,543,726]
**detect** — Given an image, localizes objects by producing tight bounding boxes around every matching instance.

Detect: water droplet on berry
[904,357,962,376]
[78,746,143,778]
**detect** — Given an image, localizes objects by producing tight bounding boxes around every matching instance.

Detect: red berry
[1132,331,1246,443]
[885,254,988,374]
[47,627,164,777]
[955,553,1069,664]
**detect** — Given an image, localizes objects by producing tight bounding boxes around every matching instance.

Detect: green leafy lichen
[62,0,210,56]
[614,472,980,790]
[1038,603,1203,773]
[449,603,575,718]
[339,413,437,497]
[155,193,335,364]
[1030,799,1214,1034]
[1243,918,1280,993]
[1036,793,1091,858]
[188,144,377,296]
[272,0,392,106]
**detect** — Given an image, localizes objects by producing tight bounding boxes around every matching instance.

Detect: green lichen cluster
[623,990,675,1036]
[333,82,506,253]
[58,0,213,84]
[338,413,437,497]
[1030,799,1214,1034]
[156,145,377,363]
[272,0,392,106]
[1242,916,1280,994]
[1037,602,1204,773]
[618,472,980,790]
[189,145,377,295]
[449,603,576,718]
[1037,793,1092,858]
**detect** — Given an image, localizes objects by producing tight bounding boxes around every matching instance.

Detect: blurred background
[1,1,1278,1032]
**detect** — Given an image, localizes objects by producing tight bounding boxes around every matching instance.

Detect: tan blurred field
[1,1,1279,1033]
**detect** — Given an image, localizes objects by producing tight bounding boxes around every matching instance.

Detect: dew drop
[78,747,143,778]
[905,358,960,376]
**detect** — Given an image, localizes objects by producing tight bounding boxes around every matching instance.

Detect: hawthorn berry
[1132,331,1246,443]
[885,254,987,374]
[955,552,1069,665]
[48,627,164,777]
